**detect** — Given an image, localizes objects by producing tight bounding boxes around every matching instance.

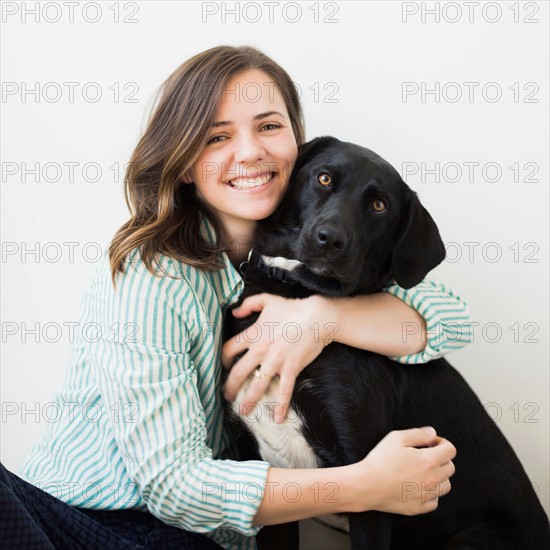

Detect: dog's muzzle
[306,221,350,258]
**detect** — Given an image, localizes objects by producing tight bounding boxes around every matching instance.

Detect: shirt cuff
[382,279,473,364]
[213,459,271,536]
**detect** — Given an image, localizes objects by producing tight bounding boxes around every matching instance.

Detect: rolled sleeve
[382,279,473,364]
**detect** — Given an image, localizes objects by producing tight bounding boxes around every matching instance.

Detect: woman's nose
[233,132,266,163]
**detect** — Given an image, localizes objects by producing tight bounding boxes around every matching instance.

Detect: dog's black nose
[316,225,344,251]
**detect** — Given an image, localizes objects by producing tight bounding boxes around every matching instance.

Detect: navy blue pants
[0,463,222,549]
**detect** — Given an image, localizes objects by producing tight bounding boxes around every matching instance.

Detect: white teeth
[229,173,273,189]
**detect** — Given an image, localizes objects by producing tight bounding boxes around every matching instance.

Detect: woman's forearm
[323,293,427,356]
[252,464,358,526]
[253,427,456,526]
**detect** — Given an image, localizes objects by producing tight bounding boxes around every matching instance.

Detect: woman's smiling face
[186,69,299,242]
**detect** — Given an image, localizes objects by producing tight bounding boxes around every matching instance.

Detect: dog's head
[253,136,446,296]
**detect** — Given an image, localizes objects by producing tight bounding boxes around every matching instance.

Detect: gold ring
[254,368,273,382]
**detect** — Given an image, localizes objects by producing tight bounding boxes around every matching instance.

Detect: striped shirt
[19,216,471,550]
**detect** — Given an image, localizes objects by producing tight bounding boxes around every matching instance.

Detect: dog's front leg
[348,510,392,550]
[256,521,299,550]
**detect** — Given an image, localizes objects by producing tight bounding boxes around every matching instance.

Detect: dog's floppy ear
[292,136,340,175]
[391,190,446,288]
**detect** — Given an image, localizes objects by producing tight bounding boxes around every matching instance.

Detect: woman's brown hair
[108,45,305,285]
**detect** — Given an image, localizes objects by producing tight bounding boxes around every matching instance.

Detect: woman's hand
[221,293,337,423]
[349,427,456,515]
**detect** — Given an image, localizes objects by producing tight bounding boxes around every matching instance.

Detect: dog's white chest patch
[231,377,350,534]
[232,378,320,469]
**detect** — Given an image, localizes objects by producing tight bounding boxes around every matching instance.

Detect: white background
[1,1,549,514]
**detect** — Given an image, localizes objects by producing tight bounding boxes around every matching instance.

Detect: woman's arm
[319,292,428,357]
[223,279,471,421]
[253,427,456,525]
[321,278,472,361]
[87,252,270,538]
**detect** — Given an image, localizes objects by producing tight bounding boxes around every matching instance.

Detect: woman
[3,46,469,550]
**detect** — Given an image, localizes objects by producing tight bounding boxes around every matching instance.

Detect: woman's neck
[221,220,256,267]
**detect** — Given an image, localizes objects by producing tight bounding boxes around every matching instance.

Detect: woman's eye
[372,199,387,213]
[318,173,331,187]
[260,123,281,131]
[207,135,225,145]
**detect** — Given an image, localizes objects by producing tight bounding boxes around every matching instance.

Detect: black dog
[223,137,549,549]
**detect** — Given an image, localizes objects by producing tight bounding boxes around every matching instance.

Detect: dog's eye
[372,199,387,213]
[318,173,331,187]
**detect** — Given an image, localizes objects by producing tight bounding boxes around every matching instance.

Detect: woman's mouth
[227,172,274,190]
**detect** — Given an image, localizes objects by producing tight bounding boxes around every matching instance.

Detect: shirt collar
[199,214,244,310]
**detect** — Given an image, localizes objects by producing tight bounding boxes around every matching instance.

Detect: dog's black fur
[223,137,550,549]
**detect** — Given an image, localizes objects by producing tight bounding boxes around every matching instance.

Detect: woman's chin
[240,205,279,222]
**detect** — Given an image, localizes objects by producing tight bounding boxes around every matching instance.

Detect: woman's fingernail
[421,426,436,437]
[274,414,283,424]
